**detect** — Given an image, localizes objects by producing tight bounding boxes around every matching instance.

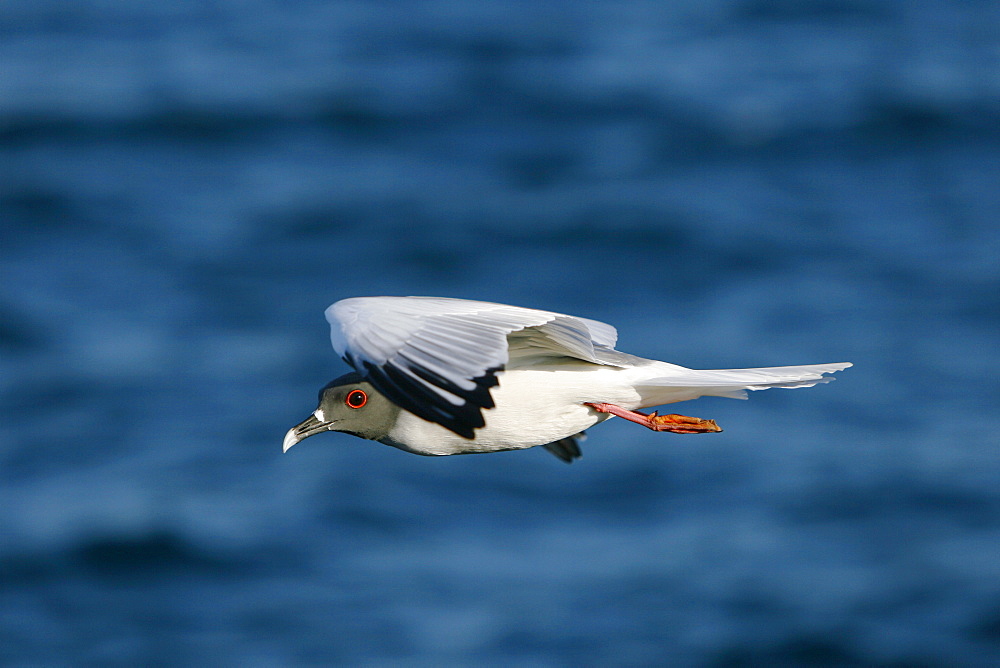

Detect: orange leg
[585,402,722,434]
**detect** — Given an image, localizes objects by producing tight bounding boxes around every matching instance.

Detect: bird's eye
[345,389,368,409]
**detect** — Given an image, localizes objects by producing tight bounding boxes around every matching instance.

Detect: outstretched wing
[325,296,620,438]
[541,431,586,463]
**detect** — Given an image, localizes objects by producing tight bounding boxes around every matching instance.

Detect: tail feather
[634,362,851,407]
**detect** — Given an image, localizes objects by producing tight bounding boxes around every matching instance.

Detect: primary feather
[326,296,625,437]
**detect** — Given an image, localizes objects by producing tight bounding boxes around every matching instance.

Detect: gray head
[283,371,401,452]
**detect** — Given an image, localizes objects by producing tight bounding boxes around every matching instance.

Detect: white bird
[283,296,851,462]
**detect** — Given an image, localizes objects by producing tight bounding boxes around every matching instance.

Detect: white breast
[381,362,640,456]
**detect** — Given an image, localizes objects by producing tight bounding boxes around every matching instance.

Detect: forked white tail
[634,362,852,407]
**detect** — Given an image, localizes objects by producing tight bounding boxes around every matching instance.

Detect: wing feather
[325,296,621,437]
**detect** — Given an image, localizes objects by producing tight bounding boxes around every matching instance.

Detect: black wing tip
[361,362,503,439]
[541,432,585,463]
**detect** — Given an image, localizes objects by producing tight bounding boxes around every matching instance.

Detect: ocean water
[2,1,998,665]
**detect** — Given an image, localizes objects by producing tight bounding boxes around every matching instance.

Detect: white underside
[382,362,631,456]
[381,357,850,456]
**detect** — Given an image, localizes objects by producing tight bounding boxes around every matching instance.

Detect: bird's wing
[325,296,620,438]
[541,431,586,463]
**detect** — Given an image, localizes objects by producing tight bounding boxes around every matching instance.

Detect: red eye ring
[345,389,368,409]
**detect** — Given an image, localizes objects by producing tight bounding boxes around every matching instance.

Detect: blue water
[2,1,998,665]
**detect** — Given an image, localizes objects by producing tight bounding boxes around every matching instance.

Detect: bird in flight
[283,296,850,462]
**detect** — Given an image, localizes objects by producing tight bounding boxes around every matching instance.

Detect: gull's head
[283,372,401,452]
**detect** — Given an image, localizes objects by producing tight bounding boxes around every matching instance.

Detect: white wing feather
[325,296,621,437]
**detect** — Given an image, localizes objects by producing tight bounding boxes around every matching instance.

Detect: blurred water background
[2,1,999,665]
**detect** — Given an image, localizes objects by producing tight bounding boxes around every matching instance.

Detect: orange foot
[584,402,722,434]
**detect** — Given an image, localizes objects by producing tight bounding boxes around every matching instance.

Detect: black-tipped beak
[283,413,334,452]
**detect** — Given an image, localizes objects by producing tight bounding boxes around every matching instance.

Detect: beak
[283,413,334,452]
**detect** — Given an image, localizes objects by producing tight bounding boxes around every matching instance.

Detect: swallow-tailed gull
[283,296,851,462]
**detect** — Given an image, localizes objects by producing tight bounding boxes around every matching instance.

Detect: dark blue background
[2,1,998,665]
